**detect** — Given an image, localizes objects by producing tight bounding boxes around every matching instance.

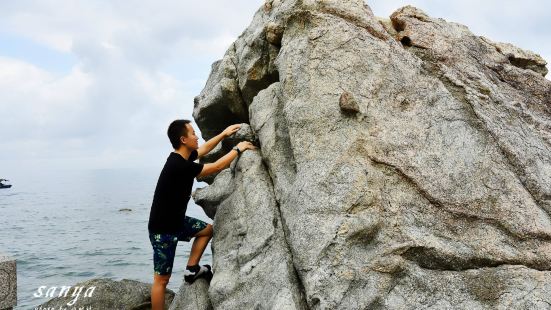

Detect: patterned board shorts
[149,216,209,275]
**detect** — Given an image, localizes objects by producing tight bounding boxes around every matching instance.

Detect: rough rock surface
[39,278,174,310]
[0,254,16,310]
[169,279,212,310]
[186,0,551,309]
[194,150,307,309]
[197,123,260,185]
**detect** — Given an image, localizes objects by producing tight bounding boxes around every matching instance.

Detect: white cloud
[0,57,92,137]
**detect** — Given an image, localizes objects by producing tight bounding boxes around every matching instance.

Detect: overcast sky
[0,0,549,173]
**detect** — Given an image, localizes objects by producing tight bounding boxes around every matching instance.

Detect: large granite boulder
[38,278,174,310]
[187,0,551,309]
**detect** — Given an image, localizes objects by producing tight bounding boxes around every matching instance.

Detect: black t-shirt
[148,150,204,234]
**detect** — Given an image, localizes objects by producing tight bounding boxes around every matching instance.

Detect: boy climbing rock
[148,119,256,310]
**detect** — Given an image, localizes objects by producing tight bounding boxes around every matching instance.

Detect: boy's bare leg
[187,224,213,266]
[151,274,170,310]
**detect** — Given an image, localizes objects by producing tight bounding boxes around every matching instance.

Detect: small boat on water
[0,179,12,189]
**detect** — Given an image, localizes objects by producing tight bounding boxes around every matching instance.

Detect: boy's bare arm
[197,132,225,158]
[197,124,241,158]
[197,141,256,178]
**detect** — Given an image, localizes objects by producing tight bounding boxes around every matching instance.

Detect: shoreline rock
[38,278,174,310]
[0,254,17,310]
[168,278,212,310]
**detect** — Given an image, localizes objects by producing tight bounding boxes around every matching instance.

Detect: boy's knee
[154,274,171,286]
[194,223,213,238]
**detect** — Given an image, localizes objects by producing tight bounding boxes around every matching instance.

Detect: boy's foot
[184,264,212,284]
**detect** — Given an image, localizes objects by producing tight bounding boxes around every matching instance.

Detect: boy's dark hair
[167,119,192,149]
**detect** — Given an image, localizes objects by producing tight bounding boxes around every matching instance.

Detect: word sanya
[34,285,96,306]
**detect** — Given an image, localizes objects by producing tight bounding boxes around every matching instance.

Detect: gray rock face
[169,279,212,310]
[39,278,174,310]
[0,254,16,310]
[194,150,307,309]
[188,0,551,309]
[197,124,260,185]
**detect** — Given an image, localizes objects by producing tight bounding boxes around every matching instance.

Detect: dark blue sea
[0,167,212,309]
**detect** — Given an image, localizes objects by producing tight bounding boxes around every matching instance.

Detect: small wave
[63,271,96,277]
[60,246,79,251]
[76,249,111,256]
[106,261,131,266]
[17,255,53,268]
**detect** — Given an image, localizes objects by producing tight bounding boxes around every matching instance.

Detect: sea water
[0,167,212,309]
